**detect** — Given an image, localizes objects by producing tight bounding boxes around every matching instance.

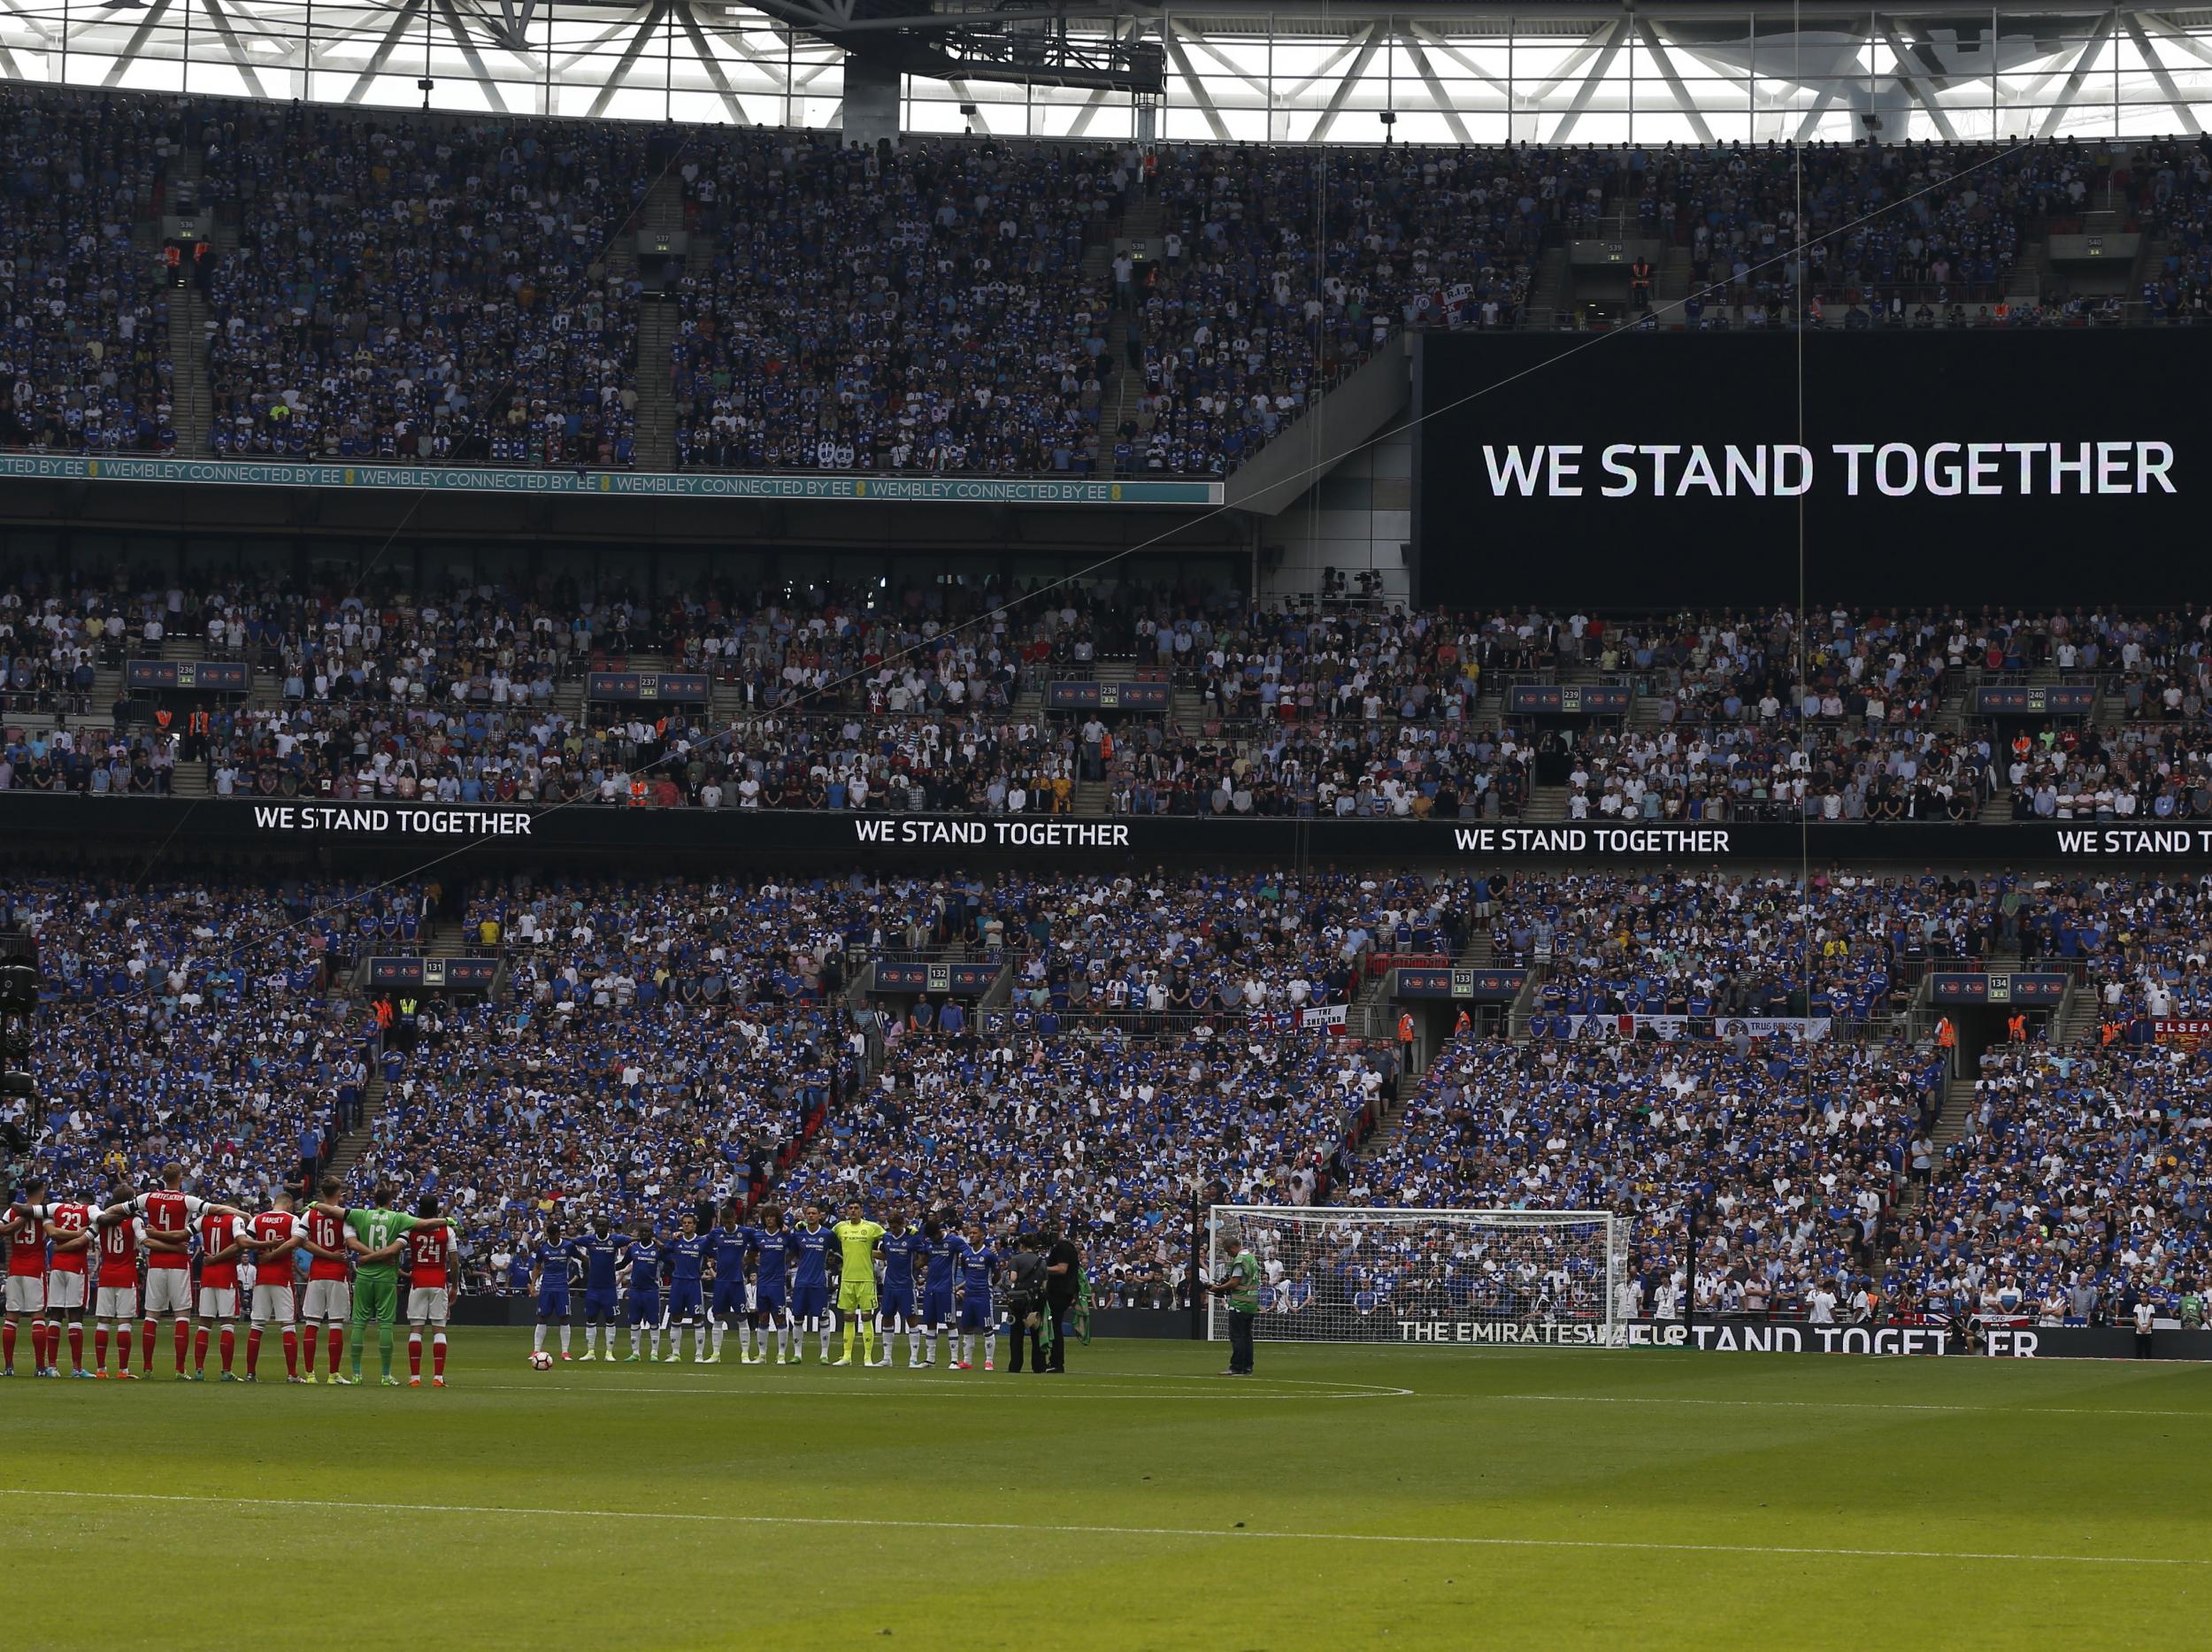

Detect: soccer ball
[528,1350,554,1371]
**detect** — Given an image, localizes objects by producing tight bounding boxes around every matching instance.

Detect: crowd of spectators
[1347,1022,1944,1318]
[1,874,393,1207]
[199,103,649,465]
[0,88,177,455]
[10,862,2212,1320]
[1903,1041,2212,1328]
[669,134,1134,474]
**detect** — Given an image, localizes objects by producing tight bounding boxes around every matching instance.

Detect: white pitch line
[1486,1393,2212,1421]
[0,1487,2190,1569]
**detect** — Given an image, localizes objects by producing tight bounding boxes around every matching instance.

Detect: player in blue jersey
[576,1216,629,1361]
[918,1215,967,1368]
[749,1210,795,1364]
[955,1225,1000,1371]
[873,1208,926,1368]
[526,1219,579,1361]
[662,1214,710,1363]
[788,1205,834,1364]
[623,1226,665,1363]
[705,1208,754,1364]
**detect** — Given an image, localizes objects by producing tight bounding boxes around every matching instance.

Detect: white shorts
[96,1284,138,1319]
[43,1272,86,1312]
[250,1283,296,1325]
[196,1286,239,1320]
[301,1279,352,1323]
[4,1275,44,1314]
[406,1287,449,1325]
[143,1269,193,1317]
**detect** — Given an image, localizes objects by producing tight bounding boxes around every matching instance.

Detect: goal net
[1205,1205,1630,1348]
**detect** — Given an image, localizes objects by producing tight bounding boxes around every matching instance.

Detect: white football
[528,1350,554,1371]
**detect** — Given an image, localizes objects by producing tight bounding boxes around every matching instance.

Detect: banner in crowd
[1974,685,2098,716]
[1930,972,2070,1004]
[1504,684,1632,715]
[1299,1003,1350,1033]
[0,454,1223,507]
[1047,680,1172,710]
[586,672,711,703]
[364,957,500,990]
[2153,1018,2212,1049]
[19,796,2212,864]
[872,961,1002,995]
[124,659,249,691]
[1393,966,1528,1001]
[1557,1013,1832,1041]
[1372,1318,2212,1358]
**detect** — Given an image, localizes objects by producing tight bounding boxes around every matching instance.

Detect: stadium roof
[3,0,2210,142]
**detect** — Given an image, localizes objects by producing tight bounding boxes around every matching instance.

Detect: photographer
[1041,1220,1080,1374]
[1002,1229,1048,1373]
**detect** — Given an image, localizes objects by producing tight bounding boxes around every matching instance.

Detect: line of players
[1,1171,458,1387]
[532,1200,1008,1370]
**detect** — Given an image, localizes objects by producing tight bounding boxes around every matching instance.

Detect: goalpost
[1205,1205,1632,1348]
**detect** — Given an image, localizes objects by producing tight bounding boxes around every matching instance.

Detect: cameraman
[1002,1229,1048,1373]
[1041,1220,1080,1374]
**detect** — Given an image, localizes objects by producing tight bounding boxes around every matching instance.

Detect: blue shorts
[537,1285,571,1318]
[626,1290,661,1327]
[879,1289,916,1323]
[958,1295,993,1332]
[923,1285,955,1327]
[583,1286,619,1320]
[669,1281,703,1318]
[791,1282,827,1320]
[755,1288,786,1322]
[711,1280,747,1317]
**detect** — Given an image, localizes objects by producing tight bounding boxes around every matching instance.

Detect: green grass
[3,1330,2208,1649]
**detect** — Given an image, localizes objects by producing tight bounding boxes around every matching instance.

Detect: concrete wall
[1255,423,1414,605]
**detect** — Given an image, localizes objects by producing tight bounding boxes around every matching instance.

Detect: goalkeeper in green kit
[310,1182,450,1387]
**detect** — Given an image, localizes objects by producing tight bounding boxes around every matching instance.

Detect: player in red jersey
[36,1189,97,1378]
[242,1188,308,1383]
[103,1165,249,1380]
[88,1176,143,1378]
[297,1176,357,1383]
[403,1195,460,1387]
[192,1200,253,1381]
[1,1179,50,1376]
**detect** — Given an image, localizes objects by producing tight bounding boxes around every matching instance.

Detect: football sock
[3,1319,15,1372]
[302,1325,318,1375]
[533,1323,547,1353]
[862,1323,877,1363]
[247,1327,263,1377]
[141,1318,156,1372]
[711,1320,726,1358]
[558,1325,571,1355]
[282,1327,298,1377]
[409,1333,423,1377]
[694,1325,707,1360]
[219,1325,235,1374]
[194,1325,210,1372]
[378,1322,394,1378]
[433,1333,446,1379]
[173,1319,188,1372]
[68,1322,84,1372]
[841,1321,856,1362]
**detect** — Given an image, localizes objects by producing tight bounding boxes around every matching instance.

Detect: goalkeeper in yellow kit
[831,1201,886,1368]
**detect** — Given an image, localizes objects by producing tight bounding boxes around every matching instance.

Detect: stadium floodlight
[1207,1205,1629,1349]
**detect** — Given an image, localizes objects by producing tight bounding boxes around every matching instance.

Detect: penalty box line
[0,1488,2194,1568]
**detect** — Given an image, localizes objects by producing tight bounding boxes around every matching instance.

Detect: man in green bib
[310,1183,450,1387]
[1208,1229,1261,1377]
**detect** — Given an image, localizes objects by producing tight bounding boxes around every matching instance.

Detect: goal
[1205,1205,1631,1348]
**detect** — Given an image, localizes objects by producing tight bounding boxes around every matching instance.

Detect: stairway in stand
[1102,194,1162,476]
[323,1068,388,1189]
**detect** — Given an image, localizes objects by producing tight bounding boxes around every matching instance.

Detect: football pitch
[4,1331,2207,1650]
